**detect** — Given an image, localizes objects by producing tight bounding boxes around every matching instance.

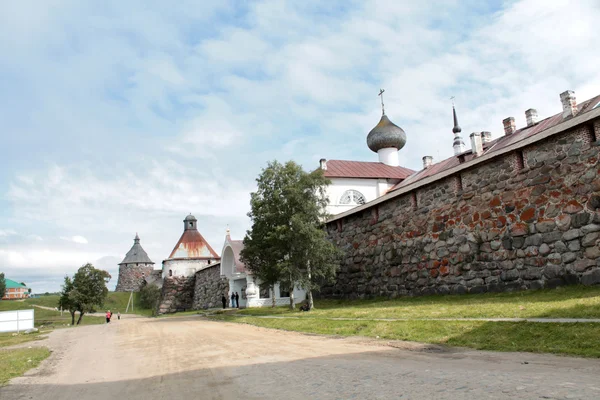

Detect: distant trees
[241,160,341,310]
[0,273,5,299]
[139,283,161,316]
[58,264,111,325]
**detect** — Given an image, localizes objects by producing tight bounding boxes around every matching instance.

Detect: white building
[220,230,306,308]
[319,105,414,215]
[162,214,220,279]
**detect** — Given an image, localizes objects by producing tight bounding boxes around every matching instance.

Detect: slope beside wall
[323,120,600,298]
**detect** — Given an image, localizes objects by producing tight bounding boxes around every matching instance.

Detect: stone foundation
[324,122,600,298]
[192,265,229,309]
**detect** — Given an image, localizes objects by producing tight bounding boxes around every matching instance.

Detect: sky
[1,0,599,293]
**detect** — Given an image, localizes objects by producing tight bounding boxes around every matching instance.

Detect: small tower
[452,102,466,155]
[115,233,155,292]
[366,89,407,166]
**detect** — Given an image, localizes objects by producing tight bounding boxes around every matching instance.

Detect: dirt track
[3,316,600,399]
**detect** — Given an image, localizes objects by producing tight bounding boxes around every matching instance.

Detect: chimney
[525,109,538,126]
[481,131,492,144]
[470,132,483,157]
[560,90,577,119]
[503,117,516,135]
[422,156,433,169]
[319,158,327,170]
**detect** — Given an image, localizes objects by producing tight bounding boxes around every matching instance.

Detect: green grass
[0,347,51,386]
[0,300,105,328]
[208,286,600,358]
[0,331,48,348]
[213,315,600,358]
[236,286,600,320]
[2,291,153,317]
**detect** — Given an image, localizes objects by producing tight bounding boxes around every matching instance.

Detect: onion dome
[367,114,407,153]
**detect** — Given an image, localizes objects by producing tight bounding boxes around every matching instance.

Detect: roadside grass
[0,331,48,348]
[213,315,600,358]
[236,285,600,320]
[0,347,51,386]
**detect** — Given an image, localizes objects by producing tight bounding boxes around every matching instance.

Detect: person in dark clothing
[221,294,227,309]
[231,293,236,308]
[235,292,240,308]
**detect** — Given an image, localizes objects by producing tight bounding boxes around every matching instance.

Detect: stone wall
[323,121,600,298]
[192,265,229,309]
[157,276,195,314]
[115,263,155,292]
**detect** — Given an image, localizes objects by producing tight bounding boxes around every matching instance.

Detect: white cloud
[60,235,89,244]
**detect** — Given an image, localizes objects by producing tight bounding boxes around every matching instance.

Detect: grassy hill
[2,291,153,317]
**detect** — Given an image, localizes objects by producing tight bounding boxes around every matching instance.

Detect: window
[169,269,173,277]
[259,285,270,299]
[339,190,366,205]
[279,286,291,298]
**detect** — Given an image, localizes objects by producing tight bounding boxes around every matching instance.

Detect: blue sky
[1,0,599,293]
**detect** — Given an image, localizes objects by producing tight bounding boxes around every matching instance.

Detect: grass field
[26,291,153,316]
[0,347,51,386]
[236,286,600,319]
[211,285,600,358]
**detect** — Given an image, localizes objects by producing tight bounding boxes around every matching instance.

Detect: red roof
[389,93,600,193]
[168,229,220,260]
[322,160,415,180]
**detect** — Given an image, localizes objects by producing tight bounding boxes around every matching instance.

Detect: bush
[139,284,161,316]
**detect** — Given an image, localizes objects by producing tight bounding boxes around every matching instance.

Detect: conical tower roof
[168,216,220,259]
[119,234,154,265]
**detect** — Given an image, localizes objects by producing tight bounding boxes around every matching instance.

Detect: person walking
[117,311,121,320]
[231,292,236,308]
[221,294,227,309]
[106,310,111,323]
[235,292,240,308]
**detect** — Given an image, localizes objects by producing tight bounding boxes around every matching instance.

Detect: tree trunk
[307,261,314,310]
[76,311,85,325]
[70,310,75,326]
[271,285,276,308]
[289,286,295,310]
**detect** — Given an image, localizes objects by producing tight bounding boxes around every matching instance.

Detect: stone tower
[115,233,155,292]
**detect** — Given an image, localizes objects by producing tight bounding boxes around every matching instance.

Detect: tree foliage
[241,160,341,309]
[0,273,5,299]
[58,264,111,325]
[140,283,161,316]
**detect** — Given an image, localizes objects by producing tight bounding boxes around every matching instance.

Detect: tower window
[169,269,173,277]
[339,190,366,205]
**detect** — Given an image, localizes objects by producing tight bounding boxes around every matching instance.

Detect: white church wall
[162,259,213,279]
[326,178,386,215]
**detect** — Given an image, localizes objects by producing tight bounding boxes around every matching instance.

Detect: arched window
[169,269,173,277]
[339,190,366,205]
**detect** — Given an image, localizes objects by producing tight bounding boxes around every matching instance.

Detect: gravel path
[2,316,600,399]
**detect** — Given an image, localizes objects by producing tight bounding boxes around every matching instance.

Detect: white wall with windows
[325,178,398,215]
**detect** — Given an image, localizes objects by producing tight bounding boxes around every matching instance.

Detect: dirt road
[3,316,600,399]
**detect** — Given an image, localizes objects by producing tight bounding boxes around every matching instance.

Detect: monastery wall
[157,276,195,314]
[323,120,600,298]
[192,264,229,309]
[115,263,155,292]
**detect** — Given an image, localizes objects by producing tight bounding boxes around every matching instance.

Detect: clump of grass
[0,347,51,386]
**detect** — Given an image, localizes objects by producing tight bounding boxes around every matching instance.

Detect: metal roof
[167,226,220,259]
[389,93,600,193]
[119,234,154,265]
[5,279,28,289]
[322,160,415,180]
